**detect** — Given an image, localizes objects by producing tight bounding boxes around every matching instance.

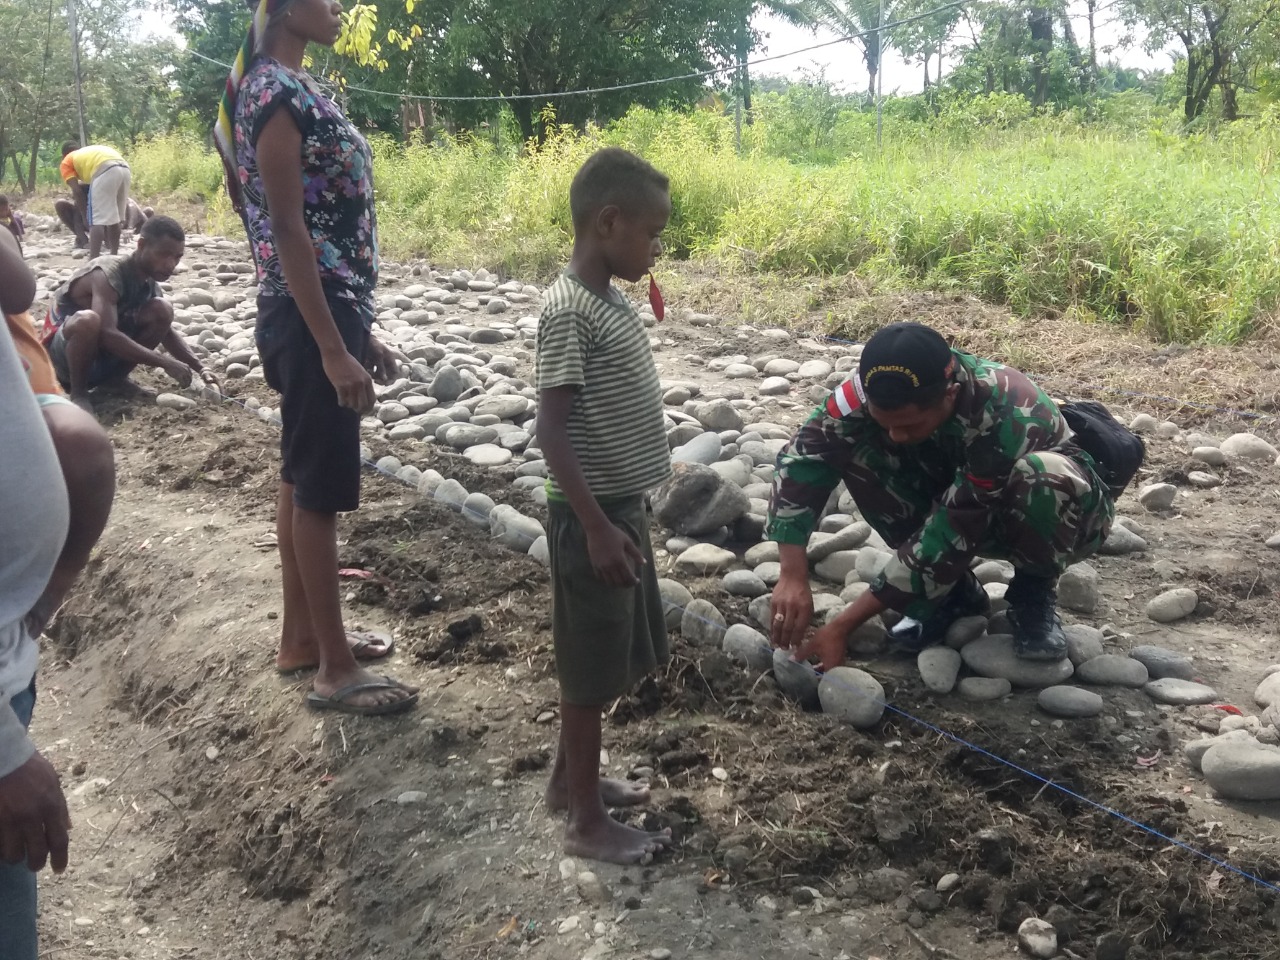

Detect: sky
[139,2,1175,96]
[755,3,1173,95]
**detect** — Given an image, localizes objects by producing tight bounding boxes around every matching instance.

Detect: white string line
[183,0,970,102]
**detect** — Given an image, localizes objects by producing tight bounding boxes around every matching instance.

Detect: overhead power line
[186,0,970,103]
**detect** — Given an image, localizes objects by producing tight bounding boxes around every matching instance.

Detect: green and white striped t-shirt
[535,272,671,499]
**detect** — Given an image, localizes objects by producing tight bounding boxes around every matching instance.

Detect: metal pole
[875,0,885,148]
[66,0,87,145]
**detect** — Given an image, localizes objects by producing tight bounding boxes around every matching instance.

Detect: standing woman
[215,0,417,714]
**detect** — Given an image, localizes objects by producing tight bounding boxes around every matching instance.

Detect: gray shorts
[548,495,669,706]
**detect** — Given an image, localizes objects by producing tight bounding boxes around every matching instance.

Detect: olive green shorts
[548,495,669,707]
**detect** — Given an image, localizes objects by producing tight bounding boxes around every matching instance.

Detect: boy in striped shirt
[535,148,674,865]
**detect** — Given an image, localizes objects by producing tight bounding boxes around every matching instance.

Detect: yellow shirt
[60,145,124,183]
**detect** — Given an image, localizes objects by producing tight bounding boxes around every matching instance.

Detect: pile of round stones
[23,219,1280,799]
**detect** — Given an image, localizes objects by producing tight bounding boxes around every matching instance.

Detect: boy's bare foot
[565,817,672,866]
[545,776,650,812]
[276,630,396,673]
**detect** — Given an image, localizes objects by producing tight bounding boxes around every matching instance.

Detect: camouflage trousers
[847,446,1114,584]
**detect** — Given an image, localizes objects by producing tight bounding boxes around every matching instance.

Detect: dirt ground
[22,234,1280,960]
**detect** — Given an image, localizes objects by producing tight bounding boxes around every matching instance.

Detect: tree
[807,0,890,99]
[1121,0,1280,122]
[888,0,962,89]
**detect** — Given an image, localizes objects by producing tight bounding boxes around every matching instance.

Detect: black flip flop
[305,679,418,716]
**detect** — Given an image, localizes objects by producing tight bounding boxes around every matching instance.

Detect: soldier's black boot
[887,571,990,654]
[1006,572,1069,661]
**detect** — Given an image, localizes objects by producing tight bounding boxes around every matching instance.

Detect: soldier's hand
[794,621,848,673]
[769,574,813,651]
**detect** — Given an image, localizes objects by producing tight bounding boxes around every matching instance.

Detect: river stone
[1138,483,1177,512]
[1075,654,1149,688]
[1192,446,1226,466]
[773,648,820,709]
[433,478,468,511]
[744,541,780,566]
[958,677,1012,701]
[1063,624,1105,665]
[1144,678,1218,705]
[674,543,737,575]
[1254,671,1280,708]
[653,462,750,536]
[657,579,693,630]
[460,492,495,526]
[1057,563,1100,614]
[156,392,196,411]
[489,505,545,552]
[961,635,1074,688]
[1038,685,1104,718]
[1183,729,1255,773]
[818,667,885,729]
[807,521,872,560]
[944,615,988,649]
[723,569,768,597]
[1220,433,1279,461]
[798,359,832,379]
[1201,741,1280,800]
[754,561,781,585]
[377,401,411,424]
[1146,587,1198,623]
[1098,523,1147,555]
[724,363,758,379]
[814,551,859,584]
[428,365,464,401]
[388,422,426,441]
[671,431,722,466]
[918,647,962,694]
[474,395,528,420]
[722,624,772,672]
[759,376,791,396]
[855,547,892,582]
[681,599,726,647]
[463,443,513,466]
[695,398,745,432]
[762,358,801,376]
[1129,645,1195,681]
[443,423,498,449]
[1017,917,1058,960]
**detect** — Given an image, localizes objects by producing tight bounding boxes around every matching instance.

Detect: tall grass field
[123,95,1280,345]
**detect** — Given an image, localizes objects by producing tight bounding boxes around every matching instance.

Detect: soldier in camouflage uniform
[765,322,1114,669]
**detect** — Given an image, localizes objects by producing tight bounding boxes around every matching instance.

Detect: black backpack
[1060,400,1145,499]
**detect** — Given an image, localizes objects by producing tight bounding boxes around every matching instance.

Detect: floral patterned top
[233,57,378,308]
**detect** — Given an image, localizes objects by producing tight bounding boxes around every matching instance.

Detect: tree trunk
[737,27,752,125]
[1222,80,1239,120]
[1028,7,1053,108]
[511,99,536,143]
[1085,0,1098,92]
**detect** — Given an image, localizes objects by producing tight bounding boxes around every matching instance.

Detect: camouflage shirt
[766,349,1102,617]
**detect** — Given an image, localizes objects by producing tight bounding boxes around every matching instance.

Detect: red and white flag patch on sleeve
[826,375,866,418]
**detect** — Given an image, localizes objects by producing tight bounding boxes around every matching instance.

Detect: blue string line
[820,334,1279,423]
[211,387,1280,895]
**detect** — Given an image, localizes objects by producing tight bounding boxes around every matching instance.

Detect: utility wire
[184,0,970,102]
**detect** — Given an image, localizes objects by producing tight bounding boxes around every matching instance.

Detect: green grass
[124,98,1280,344]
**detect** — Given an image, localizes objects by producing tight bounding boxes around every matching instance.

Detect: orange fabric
[59,154,77,183]
[5,312,61,395]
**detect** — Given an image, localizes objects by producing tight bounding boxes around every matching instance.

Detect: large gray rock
[428,365,464,401]
[1057,563,1100,615]
[489,504,545,552]
[1063,623,1105,665]
[443,423,498,449]
[474,395,528,420]
[722,569,768,597]
[674,543,737,575]
[1146,588,1198,623]
[772,648,820,709]
[1256,671,1280,708]
[1038,685,1104,718]
[1075,654,1149,688]
[433,478,468,511]
[918,647,961,694]
[744,541,780,566]
[1220,433,1278,461]
[814,551,859,584]
[944,615,988,649]
[818,667,885,729]
[1129,645,1195,681]
[653,462,750,536]
[1201,741,1280,800]
[807,522,872,561]
[695,398,745,432]
[1138,483,1177,512]
[670,431,722,465]
[722,624,773,672]
[1144,678,1217,705]
[1183,729,1255,773]
[1098,524,1147,555]
[960,635,1074,688]
[957,677,1012,701]
[681,599,726,647]
[657,578,693,630]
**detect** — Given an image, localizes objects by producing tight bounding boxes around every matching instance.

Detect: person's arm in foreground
[538,386,644,587]
[257,109,382,411]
